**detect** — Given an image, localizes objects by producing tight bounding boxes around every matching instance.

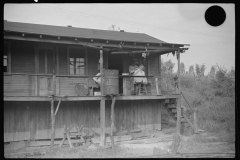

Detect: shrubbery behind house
[161,60,235,140]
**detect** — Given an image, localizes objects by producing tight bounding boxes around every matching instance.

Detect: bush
[180,74,195,88]
[197,97,235,135]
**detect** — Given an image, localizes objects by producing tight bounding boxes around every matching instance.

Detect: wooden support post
[194,111,199,134]
[100,98,106,146]
[176,51,181,134]
[155,77,159,95]
[50,98,55,151]
[35,44,39,96]
[100,47,104,96]
[110,95,116,147]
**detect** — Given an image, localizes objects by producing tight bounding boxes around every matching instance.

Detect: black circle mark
[205,5,226,27]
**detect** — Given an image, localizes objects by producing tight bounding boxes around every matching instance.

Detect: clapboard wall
[4,100,163,142]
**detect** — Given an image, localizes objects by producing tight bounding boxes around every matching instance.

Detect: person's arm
[93,73,100,82]
[134,68,142,75]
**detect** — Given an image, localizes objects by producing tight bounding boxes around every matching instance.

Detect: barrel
[103,69,119,95]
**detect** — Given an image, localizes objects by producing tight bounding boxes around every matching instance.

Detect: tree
[161,59,175,74]
[108,24,120,31]
[189,65,194,75]
[195,63,206,79]
[209,66,216,79]
[180,62,185,75]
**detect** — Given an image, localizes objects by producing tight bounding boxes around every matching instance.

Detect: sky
[4,3,235,74]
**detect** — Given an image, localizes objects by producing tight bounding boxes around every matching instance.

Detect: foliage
[208,65,216,79]
[161,59,175,74]
[210,66,235,97]
[108,24,120,31]
[179,64,235,140]
[180,62,185,75]
[188,65,194,75]
[195,63,206,79]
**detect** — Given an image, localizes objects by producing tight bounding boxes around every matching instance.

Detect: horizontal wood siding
[11,40,35,74]
[4,75,35,96]
[4,100,162,142]
[59,77,88,96]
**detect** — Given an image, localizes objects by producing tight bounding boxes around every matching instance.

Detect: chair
[136,82,148,95]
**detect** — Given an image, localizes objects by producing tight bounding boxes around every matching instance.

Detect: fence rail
[4,72,177,96]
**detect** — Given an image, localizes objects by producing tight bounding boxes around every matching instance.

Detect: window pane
[70,68,74,75]
[80,69,84,75]
[69,49,85,75]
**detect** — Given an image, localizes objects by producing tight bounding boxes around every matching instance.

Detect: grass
[179,74,235,142]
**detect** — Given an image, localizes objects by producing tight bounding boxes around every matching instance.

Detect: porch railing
[4,72,178,96]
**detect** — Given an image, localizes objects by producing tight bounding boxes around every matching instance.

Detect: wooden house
[4,20,190,146]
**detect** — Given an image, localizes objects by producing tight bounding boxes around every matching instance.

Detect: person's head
[139,64,144,70]
[134,59,139,65]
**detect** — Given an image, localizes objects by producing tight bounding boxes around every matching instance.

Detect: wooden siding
[4,100,162,142]
[59,77,88,96]
[11,40,35,74]
[4,75,35,96]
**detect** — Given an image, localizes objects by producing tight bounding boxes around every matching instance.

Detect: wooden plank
[50,99,55,150]
[4,95,179,101]
[176,51,181,134]
[116,135,173,144]
[100,98,106,146]
[110,96,116,146]
[100,47,103,96]
[34,43,39,96]
[92,135,132,144]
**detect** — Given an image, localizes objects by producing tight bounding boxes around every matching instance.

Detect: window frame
[67,46,87,75]
[4,41,11,73]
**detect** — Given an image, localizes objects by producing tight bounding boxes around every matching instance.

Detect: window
[4,42,10,73]
[69,48,85,75]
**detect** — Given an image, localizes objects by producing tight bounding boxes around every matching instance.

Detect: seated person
[93,69,104,88]
[133,64,148,95]
[129,59,139,75]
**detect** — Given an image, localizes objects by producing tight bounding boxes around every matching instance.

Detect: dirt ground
[4,125,235,158]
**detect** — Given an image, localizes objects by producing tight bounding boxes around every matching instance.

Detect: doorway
[108,53,123,94]
[38,47,55,96]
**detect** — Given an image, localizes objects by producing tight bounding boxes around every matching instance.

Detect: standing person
[129,59,139,95]
[133,64,148,95]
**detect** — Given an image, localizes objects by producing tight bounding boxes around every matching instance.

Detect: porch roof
[4,21,189,47]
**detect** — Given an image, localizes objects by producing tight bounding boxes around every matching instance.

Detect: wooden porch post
[100,98,106,146]
[171,50,182,153]
[99,47,106,146]
[176,51,182,134]
[50,97,55,150]
[100,47,104,95]
[110,95,116,147]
